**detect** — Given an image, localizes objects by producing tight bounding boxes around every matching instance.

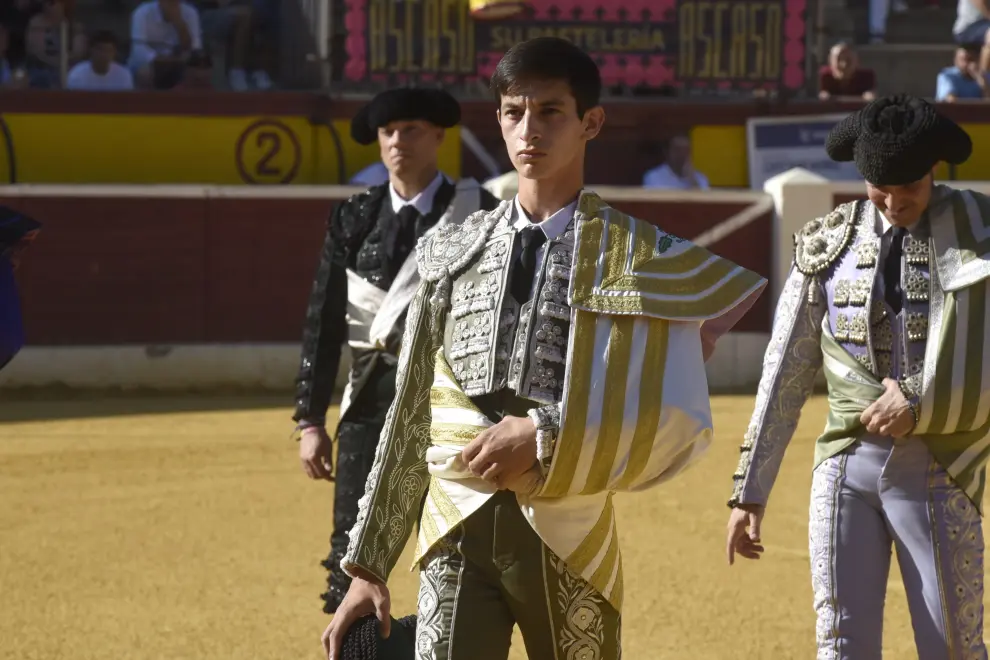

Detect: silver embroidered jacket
[343,191,767,598]
[730,185,990,510]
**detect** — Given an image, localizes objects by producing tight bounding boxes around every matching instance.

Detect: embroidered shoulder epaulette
[793,201,859,276]
[417,200,510,283]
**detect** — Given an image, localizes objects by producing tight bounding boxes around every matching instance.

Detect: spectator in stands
[128,0,207,89]
[953,0,990,44]
[868,0,907,44]
[0,24,27,87]
[0,0,41,67]
[24,0,86,88]
[642,133,710,190]
[936,44,989,100]
[197,0,274,90]
[66,30,133,90]
[818,43,876,101]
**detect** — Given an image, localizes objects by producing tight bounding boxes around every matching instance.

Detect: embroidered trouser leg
[879,439,986,660]
[809,437,986,660]
[415,490,621,660]
[321,419,384,613]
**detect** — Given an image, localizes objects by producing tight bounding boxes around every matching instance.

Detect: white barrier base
[0,334,771,392]
[0,344,349,391]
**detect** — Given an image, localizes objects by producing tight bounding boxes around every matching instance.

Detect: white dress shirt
[511,196,577,241]
[642,163,710,190]
[66,61,135,90]
[389,172,448,215]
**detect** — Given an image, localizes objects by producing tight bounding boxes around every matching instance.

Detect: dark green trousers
[414,490,622,660]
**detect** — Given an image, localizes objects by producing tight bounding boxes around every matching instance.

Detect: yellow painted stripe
[613,319,669,489]
[582,319,634,494]
[565,495,614,575]
[543,310,599,496]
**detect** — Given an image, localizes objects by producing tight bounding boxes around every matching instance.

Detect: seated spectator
[66,30,133,90]
[868,0,907,44]
[954,0,990,45]
[197,0,273,90]
[819,43,876,100]
[24,0,86,88]
[128,0,209,89]
[0,24,27,88]
[936,45,989,100]
[642,134,710,190]
[0,0,41,67]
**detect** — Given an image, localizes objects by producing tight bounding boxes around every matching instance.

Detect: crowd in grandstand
[0,0,989,102]
[0,0,276,90]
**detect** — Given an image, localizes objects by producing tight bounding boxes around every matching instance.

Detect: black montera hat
[350,88,461,146]
[338,614,417,660]
[825,94,972,186]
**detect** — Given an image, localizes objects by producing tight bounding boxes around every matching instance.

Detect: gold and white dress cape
[342,190,767,612]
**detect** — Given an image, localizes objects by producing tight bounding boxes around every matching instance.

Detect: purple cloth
[0,207,40,371]
[0,255,23,370]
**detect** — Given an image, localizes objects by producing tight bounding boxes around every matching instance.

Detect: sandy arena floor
[0,394,977,659]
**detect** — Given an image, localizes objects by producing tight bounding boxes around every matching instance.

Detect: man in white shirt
[642,133,711,190]
[128,0,203,89]
[66,30,134,91]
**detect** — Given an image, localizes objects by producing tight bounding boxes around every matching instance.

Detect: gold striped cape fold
[539,309,672,498]
[915,275,990,509]
[425,348,628,610]
[568,193,767,321]
[817,281,990,511]
[414,350,496,563]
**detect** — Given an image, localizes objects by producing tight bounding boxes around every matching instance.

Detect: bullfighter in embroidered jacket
[321,38,767,660]
[293,87,500,614]
[726,95,990,660]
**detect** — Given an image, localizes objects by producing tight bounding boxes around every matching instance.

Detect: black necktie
[884,227,907,314]
[392,205,420,261]
[511,226,547,303]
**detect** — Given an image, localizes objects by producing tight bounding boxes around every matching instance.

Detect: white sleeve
[128,6,158,67]
[65,63,86,89]
[184,4,203,50]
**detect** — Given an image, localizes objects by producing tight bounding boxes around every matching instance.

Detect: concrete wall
[1,183,779,392]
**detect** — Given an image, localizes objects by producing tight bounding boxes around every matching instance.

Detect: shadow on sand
[0,386,335,424]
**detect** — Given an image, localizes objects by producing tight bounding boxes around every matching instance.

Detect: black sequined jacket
[293,181,500,426]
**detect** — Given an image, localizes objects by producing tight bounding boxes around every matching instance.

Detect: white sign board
[746,114,861,190]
